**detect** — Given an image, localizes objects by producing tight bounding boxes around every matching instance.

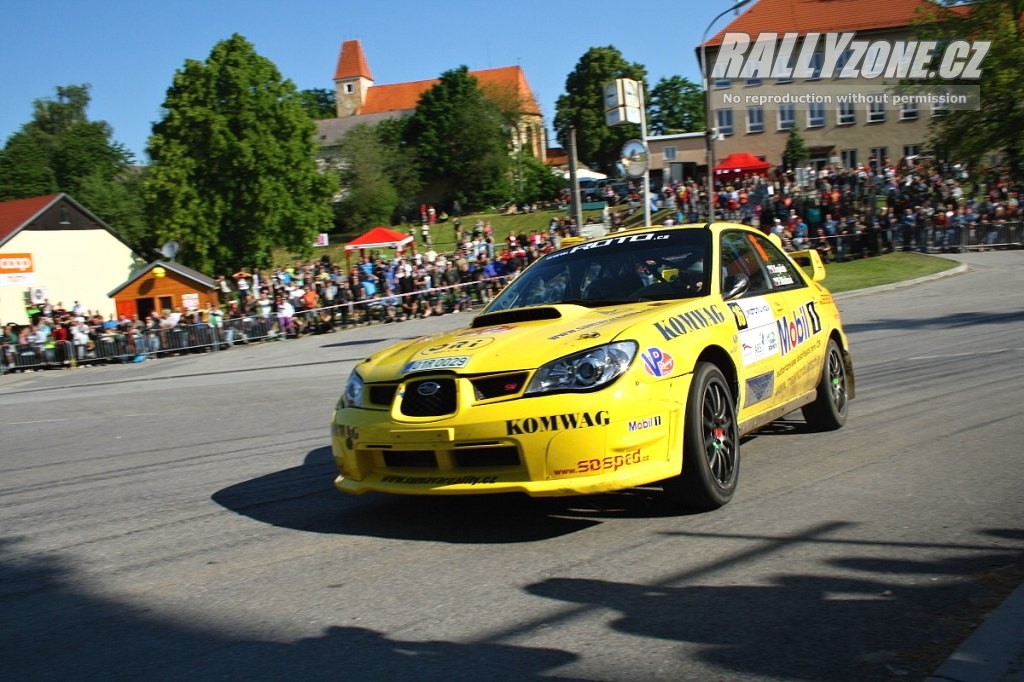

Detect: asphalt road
[2,251,1022,681]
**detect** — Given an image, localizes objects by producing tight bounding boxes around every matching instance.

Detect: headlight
[525,341,637,395]
[343,370,364,407]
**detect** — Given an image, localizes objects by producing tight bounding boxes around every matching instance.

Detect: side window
[750,232,807,291]
[720,231,770,296]
[720,231,807,295]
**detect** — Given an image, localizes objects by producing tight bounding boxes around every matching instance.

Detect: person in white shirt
[276,297,295,336]
[256,293,273,318]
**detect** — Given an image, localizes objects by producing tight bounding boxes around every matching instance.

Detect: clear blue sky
[1,0,743,163]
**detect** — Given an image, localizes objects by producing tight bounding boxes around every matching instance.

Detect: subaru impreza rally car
[331,222,853,509]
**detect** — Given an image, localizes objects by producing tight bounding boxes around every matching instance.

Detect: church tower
[333,39,373,117]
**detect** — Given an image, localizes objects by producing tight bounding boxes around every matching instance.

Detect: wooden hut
[108,261,218,320]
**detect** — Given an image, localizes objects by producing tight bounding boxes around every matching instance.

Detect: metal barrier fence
[796,220,1022,260]
[882,219,1023,253]
[1,278,508,375]
[959,221,1023,251]
[662,214,1022,254]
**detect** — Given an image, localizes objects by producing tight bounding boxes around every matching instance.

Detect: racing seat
[585,272,644,300]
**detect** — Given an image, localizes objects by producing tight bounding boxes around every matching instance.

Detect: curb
[926,582,1024,682]
[834,262,968,300]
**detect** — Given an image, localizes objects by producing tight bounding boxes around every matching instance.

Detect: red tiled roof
[333,39,372,81]
[475,66,541,116]
[358,66,541,116]
[704,0,950,47]
[360,79,437,115]
[0,194,59,244]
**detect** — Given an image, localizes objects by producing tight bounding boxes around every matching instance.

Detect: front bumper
[330,374,688,496]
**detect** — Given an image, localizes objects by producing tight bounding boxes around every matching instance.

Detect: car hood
[356,300,721,381]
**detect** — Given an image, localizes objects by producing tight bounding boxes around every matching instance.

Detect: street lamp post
[638,83,652,227]
[701,0,755,223]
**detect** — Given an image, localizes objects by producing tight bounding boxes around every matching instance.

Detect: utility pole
[701,0,756,222]
[568,127,583,235]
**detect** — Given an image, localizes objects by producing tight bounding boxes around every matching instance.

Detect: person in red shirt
[52,321,70,343]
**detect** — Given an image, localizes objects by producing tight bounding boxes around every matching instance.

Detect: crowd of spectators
[217,217,579,330]
[658,157,1020,261]
[5,157,1019,374]
[1,222,579,373]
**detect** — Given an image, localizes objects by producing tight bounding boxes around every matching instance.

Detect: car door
[720,229,825,414]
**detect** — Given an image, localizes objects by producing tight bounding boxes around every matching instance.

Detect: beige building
[699,0,967,173]
[647,132,707,185]
[0,194,138,324]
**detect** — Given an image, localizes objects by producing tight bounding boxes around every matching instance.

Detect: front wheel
[663,362,739,510]
[801,338,849,431]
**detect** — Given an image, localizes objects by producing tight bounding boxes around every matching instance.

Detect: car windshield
[485,229,711,313]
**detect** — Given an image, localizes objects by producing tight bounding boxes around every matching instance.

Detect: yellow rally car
[331,222,854,509]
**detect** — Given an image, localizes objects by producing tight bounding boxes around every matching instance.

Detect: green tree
[77,169,149,254]
[515,154,564,205]
[553,46,647,175]
[782,128,808,171]
[0,84,142,241]
[0,131,57,201]
[333,123,401,230]
[375,117,422,220]
[144,34,337,274]
[297,88,337,120]
[915,0,1024,182]
[648,76,705,135]
[52,119,132,196]
[23,85,133,191]
[403,66,511,210]
[28,84,91,138]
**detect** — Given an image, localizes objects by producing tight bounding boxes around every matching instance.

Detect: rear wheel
[801,338,848,431]
[663,362,739,510]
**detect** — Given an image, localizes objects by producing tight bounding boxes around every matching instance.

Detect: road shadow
[4,516,1019,681]
[318,337,411,348]
[843,308,1024,334]
[523,524,1024,681]
[211,447,704,543]
[0,536,580,681]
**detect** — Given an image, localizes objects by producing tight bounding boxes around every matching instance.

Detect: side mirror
[722,273,750,300]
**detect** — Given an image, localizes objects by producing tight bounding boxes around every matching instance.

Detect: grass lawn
[276,204,629,267]
[277,207,956,292]
[818,252,958,293]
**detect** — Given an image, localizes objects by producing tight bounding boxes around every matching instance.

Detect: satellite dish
[621,139,649,178]
[160,240,180,260]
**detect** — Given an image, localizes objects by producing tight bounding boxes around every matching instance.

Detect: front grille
[471,372,528,400]
[368,384,398,407]
[400,378,457,417]
[383,450,436,467]
[453,446,520,468]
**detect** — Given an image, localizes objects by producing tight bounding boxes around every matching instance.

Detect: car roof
[584,221,751,239]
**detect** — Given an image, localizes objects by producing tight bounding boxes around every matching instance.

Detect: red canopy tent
[344,226,415,266]
[714,152,772,178]
[345,226,415,252]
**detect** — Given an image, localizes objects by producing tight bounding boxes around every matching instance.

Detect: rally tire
[664,362,739,510]
[801,338,849,431]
